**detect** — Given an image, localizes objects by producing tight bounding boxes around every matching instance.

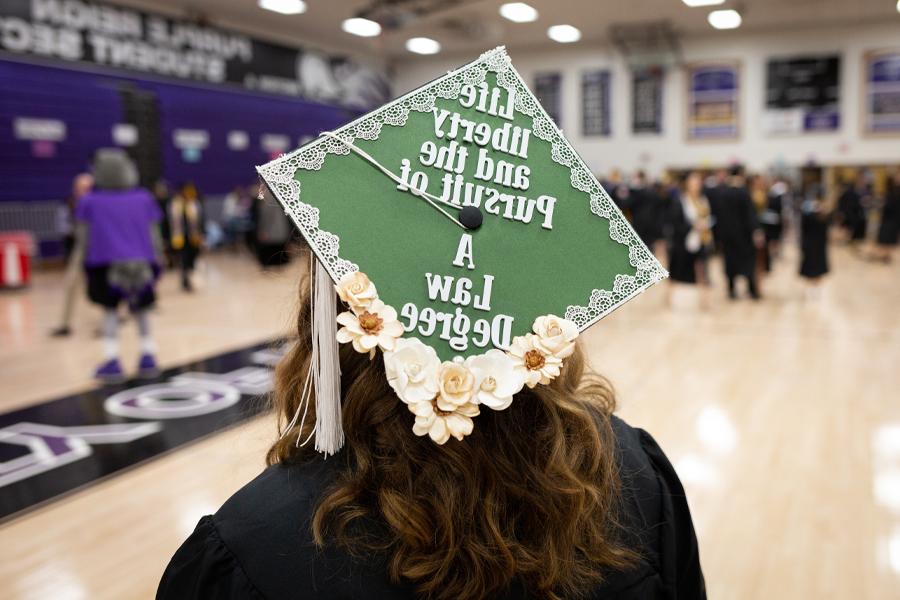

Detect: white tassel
[279,255,343,456]
[311,258,344,456]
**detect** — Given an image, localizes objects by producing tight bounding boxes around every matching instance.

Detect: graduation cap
[258,47,666,453]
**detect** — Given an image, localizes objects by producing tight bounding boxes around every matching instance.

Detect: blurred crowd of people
[51,148,295,381]
[48,147,900,381]
[600,165,900,307]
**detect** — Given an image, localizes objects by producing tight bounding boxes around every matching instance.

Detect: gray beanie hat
[92,148,139,190]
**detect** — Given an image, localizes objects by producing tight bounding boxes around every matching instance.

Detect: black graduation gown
[709,185,759,278]
[762,192,784,243]
[837,188,867,241]
[629,186,665,246]
[800,204,829,279]
[665,197,705,284]
[877,188,900,246]
[157,416,706,600]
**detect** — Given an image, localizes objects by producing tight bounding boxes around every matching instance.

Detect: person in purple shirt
[74,149,163,382]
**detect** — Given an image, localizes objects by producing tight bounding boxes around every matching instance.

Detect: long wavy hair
[268,258,636,599]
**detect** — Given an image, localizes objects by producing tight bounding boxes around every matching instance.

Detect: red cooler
[0,231,34,288]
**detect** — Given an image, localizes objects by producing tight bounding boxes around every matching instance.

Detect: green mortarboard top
[258,47,667,452]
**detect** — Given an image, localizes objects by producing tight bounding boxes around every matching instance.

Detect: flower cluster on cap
[335,271,579,445]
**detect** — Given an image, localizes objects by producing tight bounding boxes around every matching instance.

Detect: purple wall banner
[0,60,357,201]
[864,49,900,135]
[686,62,740,140]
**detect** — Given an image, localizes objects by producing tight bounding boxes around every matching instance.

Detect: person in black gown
[629,170,665,255]
[708,165,763,300]
[762,178,789,266]
[602,168,631,220]
[799,187,830,299]
[873,170,900,263]
[836,175,868,247]
[157,259,706,600]
[664,171,713,309]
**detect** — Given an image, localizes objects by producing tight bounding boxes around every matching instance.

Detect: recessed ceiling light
[499,2,539,23]
[708,9,742,29]
[682,0,725,7]
[547,24,581,43]
[406,37,441,55]
[258,0,306,16]
[342,17,381,37]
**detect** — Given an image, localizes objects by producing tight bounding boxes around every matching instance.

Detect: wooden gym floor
[0,245,898,599]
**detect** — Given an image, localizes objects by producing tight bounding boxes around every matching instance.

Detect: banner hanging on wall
[764,55,840,134]
[686,62,740,141]
[0,0,389,109]
[863,49,900,135]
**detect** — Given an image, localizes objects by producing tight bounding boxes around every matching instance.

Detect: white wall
[393,22,900,177]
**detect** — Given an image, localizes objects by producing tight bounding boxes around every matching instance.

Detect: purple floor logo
[0,422,162,487]
[0,345,286,493]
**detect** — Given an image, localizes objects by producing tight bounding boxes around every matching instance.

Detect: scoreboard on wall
[764,55,841,134]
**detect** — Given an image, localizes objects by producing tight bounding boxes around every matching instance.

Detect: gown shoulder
[158,416,705,600]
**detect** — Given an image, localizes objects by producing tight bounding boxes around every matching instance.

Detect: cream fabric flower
[507,333,563,388]
[465,349,525,410]
[384,337,440,404]
[532,315,579,359]
[336,299,404,355]
[335,271,378,312]
[435,361,476,411]
[410,399,480,445]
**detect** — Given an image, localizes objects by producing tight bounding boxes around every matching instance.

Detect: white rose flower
[335,299,404,356]
[383,337,440,404]
[507,333,563,388]
[335,270,378,312]
[532,314,579,359]
[410,399,480,445]
[465,349,525,410]
[435,361,476,411]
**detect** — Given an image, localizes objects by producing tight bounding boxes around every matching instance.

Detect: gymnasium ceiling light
[499,2,539,23]
[342,17,382,37]
[681,0,725,6]
[708,9,742,29]
[258,0,306,16]
[547,24,581,43]
[406,37,441,55]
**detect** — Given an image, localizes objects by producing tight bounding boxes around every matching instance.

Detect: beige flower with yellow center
[410,398,480,445]
[335,270,378,312]
[436,361,476,411]
[532,315,579,359]
[336,299,404,356]
[507,333,563,388]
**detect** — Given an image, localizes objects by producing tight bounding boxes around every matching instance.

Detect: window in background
[631,67,664,134]
[582,70,611,137]
[534,72,563,126]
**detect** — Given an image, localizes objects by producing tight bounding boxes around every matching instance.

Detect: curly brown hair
[267,260,636,599]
